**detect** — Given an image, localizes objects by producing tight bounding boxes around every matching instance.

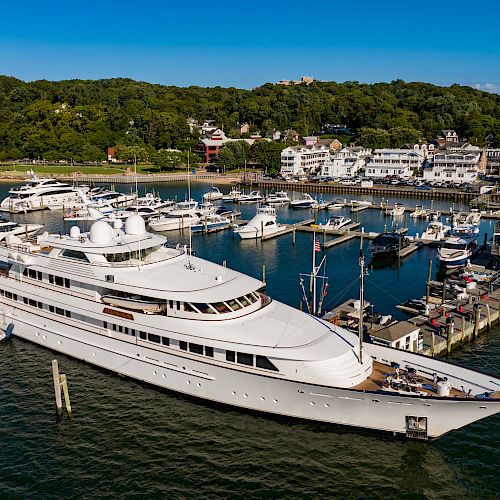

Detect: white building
[321,146,371,178]
[280,145,330,177]
[365,149,424,179]
[423,150,482,183]
[370,321,422,352]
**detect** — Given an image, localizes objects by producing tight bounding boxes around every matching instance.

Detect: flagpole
[312,236,317,316]
[358,234,364,364]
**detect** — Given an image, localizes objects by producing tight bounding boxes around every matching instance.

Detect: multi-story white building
[321,147,372,178]
[365,149,424,178]
[280,145,330,177]
[423,150,482,183]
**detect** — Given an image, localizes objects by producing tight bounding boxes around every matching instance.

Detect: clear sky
[1,0,499,91]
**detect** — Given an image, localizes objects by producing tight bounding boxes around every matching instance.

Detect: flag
[314,237,321,252]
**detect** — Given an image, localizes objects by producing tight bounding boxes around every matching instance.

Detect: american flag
[314,237,321,252]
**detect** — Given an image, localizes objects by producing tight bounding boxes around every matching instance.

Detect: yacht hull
[2,305,498,440]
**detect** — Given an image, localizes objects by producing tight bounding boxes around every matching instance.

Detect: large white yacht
[0,175,84,213]
[0,217,498,439]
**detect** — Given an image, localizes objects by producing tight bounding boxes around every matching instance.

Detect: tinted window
[179,341,187,351]
[212,302,231,313]
[237,352,253,366]
[29,269,37,279]
[139,331,147,340]
[205,346,214,357]
[148,333,160,343]
[62,249,89,261]
[162,337,170,346]
[256,355,278,371]
[189,343,203,354]
[55,276,64,286]
[226,350,235,362]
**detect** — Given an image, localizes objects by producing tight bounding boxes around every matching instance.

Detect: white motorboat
[290,193,318,209]
[390,203,405,217]
[465,209,481,225]
[0,218,43,241]
[0,216,498,439]
[265,191,291,205]
[317,198,331,210]
[198,201,217,216]
[203,187,224,202]
[148,212,201,232]
[239,191,263,204]
[222,188,243,202]
[350,200,372,207]
[190,214,231,233]
[0,173,85,213]
[328,200,345,210]
[64,206,109,222]
[438,225,480,268]
[233,206,283,239]
[420,220,451,244]
[410,205,429,219]
[318,216,352,230]
[87,187,137,209]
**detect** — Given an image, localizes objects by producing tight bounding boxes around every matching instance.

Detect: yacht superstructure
[0,217,498,439]
[0,175,83,213]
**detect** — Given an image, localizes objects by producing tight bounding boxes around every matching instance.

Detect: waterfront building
[484,148,500,175]
[321,146,371,178]
[365,149,424,178]
[316,138,343,152]
[369,321,422,352]
[280,144,330,177]
[436,129,459,145]
[423,150,482,183]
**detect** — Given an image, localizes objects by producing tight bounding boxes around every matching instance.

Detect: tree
[250,140,286,173]
[150,150,201,171]
[216,141,250,170]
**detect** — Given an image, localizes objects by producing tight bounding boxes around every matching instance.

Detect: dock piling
[60,374,72,418]
[262,264,266,286]
[52,359,63,416]
[473,304,481,338]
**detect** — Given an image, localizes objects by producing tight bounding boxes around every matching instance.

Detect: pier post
[222,260,227,267]
[52,360,63,416]
[486,303,491,331]
[262,264,266,286]
[431,332,435,357]
[442,279,447,304]
[60,374,72,418]
[473,304,481,338]
[446,317,454,355]
[261,221,264,241]
[461,316,466,345]
[293,227,296,246]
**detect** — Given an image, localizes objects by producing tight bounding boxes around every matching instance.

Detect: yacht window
[65,278,70,288]
[237,296,251,307]
[65,310,71,318]
[246,293,258,304]
[55,276,64,287]
[179,341,187,351]
[183,302,197,313]
[226,299,242,311]
[148,333,160,344]
[49,275,54,284]
[38,302,43,309]
[237,352,253,366]
[103,321,108,329]
[56,307,64,316]
[212,302,231,313]
[28,269,37,279]
[226,350,235,362]
[256,356,279,372]
[168,300,174,309]
[29,299,37,307]
[162,337,170,346]
[189,343,203,355]
[124,327,129,335]
[118,325,123,333]
[139,331,147,340]
[49,305,55,312]
[23,297,28,304]
[265,221,274,226]
[176,301,180,310]
[38,271,42,280]
[205,346,214,357]
[61,249,89,262]
[192,303,216,314]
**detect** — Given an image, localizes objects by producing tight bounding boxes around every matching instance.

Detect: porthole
[260,396,265,401]
[197,383,201,388]
[162,373,166,378]
[187,380,191,385]
[243,393,248,398]
[479,406,487,409]
[310,402,315,406]
[232,391,236,396]
[57,340,62,345]
[273,399,278,404]
[92,352,96,357]
[424,403,432,407]
[298,389,305,394]
[372,399,380,403]
[324,403,330,408]
[153,371,157,376]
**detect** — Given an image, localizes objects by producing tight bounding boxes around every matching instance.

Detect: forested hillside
[0,75,499,162]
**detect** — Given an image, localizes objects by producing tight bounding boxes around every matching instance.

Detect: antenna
[134,154,138,214]
[188,149,192,256]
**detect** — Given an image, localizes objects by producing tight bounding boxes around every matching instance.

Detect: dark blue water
[0,181,498,497]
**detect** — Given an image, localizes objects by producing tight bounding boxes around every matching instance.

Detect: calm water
[0,182,498,498]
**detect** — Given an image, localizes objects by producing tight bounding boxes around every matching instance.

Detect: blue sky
[1,0,499,91]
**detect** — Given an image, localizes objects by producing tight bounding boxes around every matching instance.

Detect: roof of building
[370,321,419,342]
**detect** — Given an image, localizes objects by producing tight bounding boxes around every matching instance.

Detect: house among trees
[436,130,459,145]
[317,138,343,152]
[423,150,484,183]
[365,149,425,179]
[280,144,330,177]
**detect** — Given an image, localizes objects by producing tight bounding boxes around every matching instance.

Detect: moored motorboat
[190,214,231,233]
[290,193,318,209]
[203,187,224,201]
[233,206,283,239]
[265,191,291,205]
[420,220,451,244]
[437,225,480,268]
[238,191,263,204]
[318,216,352,230]
[369,232,411,258]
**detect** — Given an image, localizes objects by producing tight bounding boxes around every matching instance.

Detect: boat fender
[0,323,14,341]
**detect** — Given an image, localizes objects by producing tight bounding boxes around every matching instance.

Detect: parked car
[416,185,433,191]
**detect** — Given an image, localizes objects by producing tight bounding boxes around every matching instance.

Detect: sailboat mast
[358,235,364,364]
[188,150,192,256]
[312,236,317,316]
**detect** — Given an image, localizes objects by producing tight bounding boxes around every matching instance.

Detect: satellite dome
[89,220,114,244]
[69,226,81,238]
[125,214,146,235]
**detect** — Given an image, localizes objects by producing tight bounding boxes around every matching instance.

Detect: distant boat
[222,187,243,202]
[420,220,451,244]
[369,232,411,258]
[239,191,263,204]
[318,216,352,230]
[437,228,480,268]
[265,191,291,205]
[410,205,429,219]
[203,186,224,201]
[390,203,405,217]
[290,193,318,209]
[190,214,231,233]
[234,206,283,239]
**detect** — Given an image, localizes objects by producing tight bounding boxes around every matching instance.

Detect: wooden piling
[446,317,454,355]
[486,303,491,331]
[60,374,72,418]
[473,304,481,338]
[52,359,63,416]
[262,264,266,286]
[261,220,264,241]
[461,316,466,345]
[292,227,296,246]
